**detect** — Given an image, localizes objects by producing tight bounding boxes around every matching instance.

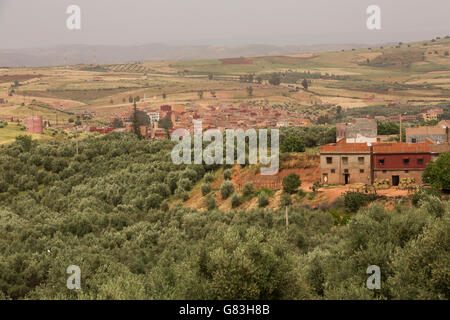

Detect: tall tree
[159,115,173,130]
[268,74,281,86]
[302,79,309,90]
[423,152,450,191]
[132,101,142,139]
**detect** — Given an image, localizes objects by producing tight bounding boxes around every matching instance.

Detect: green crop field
[0,122,59,144]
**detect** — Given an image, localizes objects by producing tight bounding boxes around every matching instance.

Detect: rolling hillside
[0,36,449,131]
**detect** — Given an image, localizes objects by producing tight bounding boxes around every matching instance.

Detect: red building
[372,140,434,185]
[320,139,450,186]
[160,105,172,112]
[25,116,43,134]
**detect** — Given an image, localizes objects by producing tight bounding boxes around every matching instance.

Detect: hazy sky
[0,0,449,49]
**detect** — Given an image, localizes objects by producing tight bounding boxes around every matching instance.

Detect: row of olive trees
[0,133,448,300]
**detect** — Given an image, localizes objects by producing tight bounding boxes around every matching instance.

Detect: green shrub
[220,181,234,199]
[256,187,274,196]
[178,178,192,191]
[420,196,445,218]
[223,169,232,180]
[282,173,301,194]
[204,172,215,183]
[281,135,305,153]
[201,183,211,196]
[181,192,189,201]
[297,189,307,198]
[411,186,441,207]
[145,193,163,210]
[0,181,8,193]
[258,192,269,207]
[160,199,169,211]
[231,193,241,208]
[311,181,322,193]
[175,188,189,201]
[242,183,254,196]
[206,194,217,210]
[343,192,370,212]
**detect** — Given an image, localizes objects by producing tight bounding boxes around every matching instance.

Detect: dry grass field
[0,37,449,129]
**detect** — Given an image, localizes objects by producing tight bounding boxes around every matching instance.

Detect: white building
[147,112,160,123]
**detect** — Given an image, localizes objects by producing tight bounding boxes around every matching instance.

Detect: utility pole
[285,206,289,231]
[75,125,79,156]
[399,114,402,142]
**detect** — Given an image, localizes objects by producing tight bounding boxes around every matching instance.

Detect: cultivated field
[1,37,449,127]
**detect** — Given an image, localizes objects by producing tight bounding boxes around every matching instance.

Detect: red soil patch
[254,55,317,64]
[233,160,321,191]
[220,57,254,65]
[0,74,42,83]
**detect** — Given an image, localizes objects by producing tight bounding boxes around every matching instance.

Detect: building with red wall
[160,105,172,112]
[320,139,450,186]
[25,116,43,134]
[372,140,434,185]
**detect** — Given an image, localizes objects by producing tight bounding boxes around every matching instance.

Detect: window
[331,169,336,174]
[405,170,409,173]
[379,159,385,165]
[360,169,365,173]
[344,169,349,173]
[342,157,348,165]
[403,158,410,165]
[326,157,332,164]
[382,170,387,173]
[412,138,417,143]
[358,157,364,164]
[417,158,424,165]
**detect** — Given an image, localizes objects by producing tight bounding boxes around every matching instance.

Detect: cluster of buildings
[420,107,444,122]
[406,120,450,143]
[187,103,310,131]
[109,103,311,139]
[358,107,445,124]
[320,118,450,186]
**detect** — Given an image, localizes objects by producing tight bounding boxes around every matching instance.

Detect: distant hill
[0,43,375,67]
